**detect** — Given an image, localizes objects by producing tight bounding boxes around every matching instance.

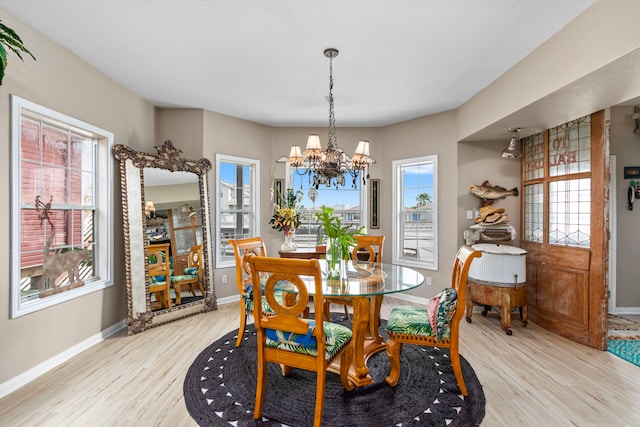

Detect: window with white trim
[11,96,114,317]
[392,155,438,269]
[216,154,259,268]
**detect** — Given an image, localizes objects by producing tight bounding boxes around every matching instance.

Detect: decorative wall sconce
[631,106,640,135]
[501,127,522,159]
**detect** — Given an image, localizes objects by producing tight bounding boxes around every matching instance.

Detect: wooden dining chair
[171,244,204,305]
[248,256,354,427]
[385,245,481,396]
[323,235,384,320]
[148,243,172,309]
[229,237,282,347]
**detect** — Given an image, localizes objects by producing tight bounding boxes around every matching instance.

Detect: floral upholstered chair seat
[265,320,352,358]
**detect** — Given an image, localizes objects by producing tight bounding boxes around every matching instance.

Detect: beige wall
[0,11,156,384]
[610,106,640,309]
[155,108,205,160]
[457,140,522,247]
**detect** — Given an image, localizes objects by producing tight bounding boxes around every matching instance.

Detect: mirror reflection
[112,140,214,335]
[144,169,205,309]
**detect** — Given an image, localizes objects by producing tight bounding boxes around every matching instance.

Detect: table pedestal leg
[329,295,386,387]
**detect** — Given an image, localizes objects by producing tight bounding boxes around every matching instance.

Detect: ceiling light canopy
[287,48,375,189]
[502,127,522,159]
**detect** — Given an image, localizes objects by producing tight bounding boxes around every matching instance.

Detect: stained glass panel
[523,132,544,181]
[524,183,543,243]
[548,179,590,247]
[549,115,590,177]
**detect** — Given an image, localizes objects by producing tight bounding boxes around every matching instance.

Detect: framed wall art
[272,179,284,209]
[369,179,380,229]
[624,166,640,179]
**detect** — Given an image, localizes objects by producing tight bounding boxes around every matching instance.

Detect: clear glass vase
[325,237,343,279]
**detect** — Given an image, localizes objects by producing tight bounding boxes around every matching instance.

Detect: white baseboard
[385,293,428,305]
[610,307,640,315]
[0,319,127,399]
[216,294,241,305]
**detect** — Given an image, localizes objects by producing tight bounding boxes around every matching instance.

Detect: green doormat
[608,339,640,367]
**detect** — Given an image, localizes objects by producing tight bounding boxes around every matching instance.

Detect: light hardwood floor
[2,298,640,426]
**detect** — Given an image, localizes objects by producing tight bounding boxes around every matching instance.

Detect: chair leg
[236,304,248,347]
[174,285,182,305]
[343,303,350,319]
[313,369,326,427]
[449,347,468,396]
[254,346,267,420]
[385,337,402,386]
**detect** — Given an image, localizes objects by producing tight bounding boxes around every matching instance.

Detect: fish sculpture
[469,181,519,206]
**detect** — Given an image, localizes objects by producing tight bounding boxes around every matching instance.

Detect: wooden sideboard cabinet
[278,248,326,259]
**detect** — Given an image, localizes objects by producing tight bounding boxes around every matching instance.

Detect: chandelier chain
[328,55,336,149]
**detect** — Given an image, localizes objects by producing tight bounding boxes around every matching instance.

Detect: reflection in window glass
[216,155,259,267]
[548,179,590,247]
[12,96,113,317]
[392,155,437,269]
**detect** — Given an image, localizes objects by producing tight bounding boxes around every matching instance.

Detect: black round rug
[184,314,485,426]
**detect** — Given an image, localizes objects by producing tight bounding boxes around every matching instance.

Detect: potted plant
[315,231,327,254]
[0,19,36,85]
[314,205,364,278]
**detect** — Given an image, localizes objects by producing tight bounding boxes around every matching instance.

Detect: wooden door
[521,111,609,350]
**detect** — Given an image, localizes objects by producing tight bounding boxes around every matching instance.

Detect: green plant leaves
[315,205,364,259]
[0,20,36,85]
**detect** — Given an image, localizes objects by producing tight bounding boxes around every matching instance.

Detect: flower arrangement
[270,188,303,234]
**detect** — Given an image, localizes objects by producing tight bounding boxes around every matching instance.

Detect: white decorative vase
[281,230,297,251]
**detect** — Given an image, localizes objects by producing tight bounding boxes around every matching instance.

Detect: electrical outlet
[221,274,228,284]
[466,210,473,220]
[426,276,432,286]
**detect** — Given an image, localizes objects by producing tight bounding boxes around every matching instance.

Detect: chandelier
[287,48,375,189]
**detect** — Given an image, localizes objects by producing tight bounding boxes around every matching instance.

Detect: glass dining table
[286,259,425,388]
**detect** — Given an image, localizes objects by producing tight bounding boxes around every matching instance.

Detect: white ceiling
[0,0,598,127]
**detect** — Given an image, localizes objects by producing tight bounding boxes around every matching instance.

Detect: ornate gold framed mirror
[113,140,216,334]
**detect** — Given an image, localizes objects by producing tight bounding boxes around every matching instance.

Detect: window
[392,155,438,269]
[216,154,259,267]
[11,96,114,317]
[288,166,365,248]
